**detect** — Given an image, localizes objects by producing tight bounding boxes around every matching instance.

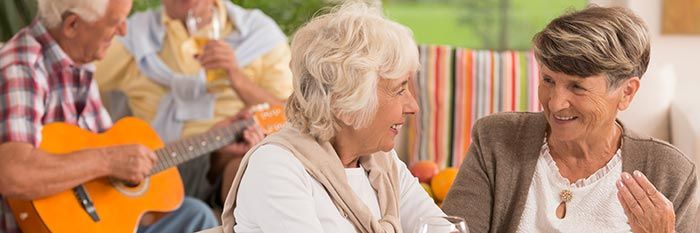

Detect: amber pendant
[556,189,572,219]
[556,202,567,219]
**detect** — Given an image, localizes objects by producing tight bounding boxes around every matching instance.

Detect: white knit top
[515,141,631,233]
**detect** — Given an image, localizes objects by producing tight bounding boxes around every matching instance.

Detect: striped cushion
[403,45,541,168]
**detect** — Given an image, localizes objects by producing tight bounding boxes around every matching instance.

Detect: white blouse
[233,145,445,233]
[516,141,631,233]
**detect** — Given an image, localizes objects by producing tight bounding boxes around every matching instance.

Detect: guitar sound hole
[111,177,150,197]
[124,181,141,188]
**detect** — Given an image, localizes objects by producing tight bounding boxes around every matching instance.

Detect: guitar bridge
[73,185,100,222]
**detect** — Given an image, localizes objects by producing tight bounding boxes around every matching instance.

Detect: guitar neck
[149,118,255,175]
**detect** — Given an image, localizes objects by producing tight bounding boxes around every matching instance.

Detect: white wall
[626,0,700,102]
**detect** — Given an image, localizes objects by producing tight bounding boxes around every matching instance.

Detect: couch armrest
[670,95,700,233]
[671,99,700,168]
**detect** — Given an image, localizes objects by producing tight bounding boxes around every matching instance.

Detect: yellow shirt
[95,5,293,138]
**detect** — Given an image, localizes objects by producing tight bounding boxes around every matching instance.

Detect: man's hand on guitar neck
[0,142,157,200]
[207,109,265,193]
[211,109,265,159]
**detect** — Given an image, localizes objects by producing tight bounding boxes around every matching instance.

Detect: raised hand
[616,170,675,233]
[208,110,266,186]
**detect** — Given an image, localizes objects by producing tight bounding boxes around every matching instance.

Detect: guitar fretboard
[149,118,255,175]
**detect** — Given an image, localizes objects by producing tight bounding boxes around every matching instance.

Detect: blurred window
[384,0,587,50]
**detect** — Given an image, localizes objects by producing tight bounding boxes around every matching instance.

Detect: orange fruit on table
[409,160,440,183]
[431,167,459,202]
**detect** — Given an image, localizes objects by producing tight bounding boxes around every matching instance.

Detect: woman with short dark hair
[442,6,697,233]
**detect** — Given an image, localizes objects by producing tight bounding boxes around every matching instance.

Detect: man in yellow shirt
[95,0,292,207]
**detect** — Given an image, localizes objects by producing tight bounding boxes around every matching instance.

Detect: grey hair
[286,0,419,141]
[37,0,109,28]
[532,5,650,89]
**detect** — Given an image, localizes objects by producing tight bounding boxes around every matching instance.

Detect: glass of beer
[186,6,224,84]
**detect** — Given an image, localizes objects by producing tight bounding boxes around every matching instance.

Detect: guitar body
[7,117,184,233]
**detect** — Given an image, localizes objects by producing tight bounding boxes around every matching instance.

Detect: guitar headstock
[251,103,286,135]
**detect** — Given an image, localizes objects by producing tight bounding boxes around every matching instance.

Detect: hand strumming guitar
[101,144,158,184]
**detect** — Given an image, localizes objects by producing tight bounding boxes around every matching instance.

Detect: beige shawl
[221,126,403,233]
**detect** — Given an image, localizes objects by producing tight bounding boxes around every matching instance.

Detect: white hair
[37,0,109,28]
[286,0,419,141]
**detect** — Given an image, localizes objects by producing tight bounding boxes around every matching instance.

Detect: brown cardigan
[441,112,698,232]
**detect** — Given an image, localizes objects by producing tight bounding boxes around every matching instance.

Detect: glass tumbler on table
[415,216,469,233]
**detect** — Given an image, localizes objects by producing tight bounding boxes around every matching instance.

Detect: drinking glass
[415,216,469,233]
[185,6,224,84]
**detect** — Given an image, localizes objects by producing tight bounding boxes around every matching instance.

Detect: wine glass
[415,216,469,233]
[185,5,224,84]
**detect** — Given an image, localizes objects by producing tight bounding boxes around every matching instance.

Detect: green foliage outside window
[384,0,587,50]
[0,0,37,41]
[232,0,334,36]
[0,0,334,41]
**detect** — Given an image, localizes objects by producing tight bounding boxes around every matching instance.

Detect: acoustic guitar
[7,104,285,233]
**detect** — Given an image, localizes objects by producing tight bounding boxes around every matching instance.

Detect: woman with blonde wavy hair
[219,1,445,233]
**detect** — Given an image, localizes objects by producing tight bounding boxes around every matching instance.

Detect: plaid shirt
[0,20,113,233]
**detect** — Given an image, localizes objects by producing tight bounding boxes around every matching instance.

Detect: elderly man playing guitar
[0,0,221,232]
